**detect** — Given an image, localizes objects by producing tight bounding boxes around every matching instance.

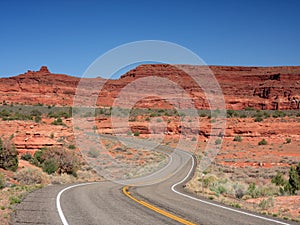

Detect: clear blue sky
[0,0,299,77]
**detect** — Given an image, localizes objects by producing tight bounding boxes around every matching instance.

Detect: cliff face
[0,65,299,110]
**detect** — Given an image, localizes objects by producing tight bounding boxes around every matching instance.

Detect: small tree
[286,162,300,195]
[0,138,18,171]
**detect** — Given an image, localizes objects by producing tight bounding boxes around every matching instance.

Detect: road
[12,137,296,225]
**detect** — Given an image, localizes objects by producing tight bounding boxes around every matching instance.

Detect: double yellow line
[122,186,196,225]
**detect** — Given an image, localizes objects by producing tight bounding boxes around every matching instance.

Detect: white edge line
[56,182,97,225]
[171,152,291,225]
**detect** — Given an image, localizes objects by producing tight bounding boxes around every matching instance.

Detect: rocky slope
[0,65,300,110]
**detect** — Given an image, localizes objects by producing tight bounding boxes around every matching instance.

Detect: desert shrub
[210,184,226,196]
[285,138,291,144]
[258,185,278,197]
[50,173,76,184]
[34,115,42,123]
[239,114,247,118]
[245,107,254,111]
[42,159,58,174]
[14,168,49,185]
[233,135,242,142]
[259,197,274,210]
[51,117,65,126]
[68,144,76,150]
[263,112,270,118]
[272,110,286,118]
[0,138,18,171]
[226,110,238,118]
[156,118,162,123]
[258,139,268,145]
[254,116,263,122]
[233,183,247,199]
[33,147,79,175]
[0,172,6,189]
[150,112,157,117]
[134,131,140,136]
[0,109,11,118]
[215,139,222,145]
[32,148,46,166]
[21,153,33,161]
[202,175,218,188]
[248,182,277,198]
[30,109,42,117]
[47,110,71,119]
[191,137,197,141]
[9,196,21,205]
[271,172,285,186]
[247,182,259,198]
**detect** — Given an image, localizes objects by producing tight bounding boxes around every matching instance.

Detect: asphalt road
[12,138,297,225]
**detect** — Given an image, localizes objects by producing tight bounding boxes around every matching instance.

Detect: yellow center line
[122,186,196,225]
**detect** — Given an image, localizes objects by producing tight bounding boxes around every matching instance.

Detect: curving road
[12,137,296,225]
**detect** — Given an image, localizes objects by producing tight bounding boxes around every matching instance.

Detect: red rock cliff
[0,65,299,110]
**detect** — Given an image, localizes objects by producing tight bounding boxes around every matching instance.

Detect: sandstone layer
[0,65,299,110]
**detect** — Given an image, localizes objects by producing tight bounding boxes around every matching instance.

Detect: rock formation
[0,65,299,110]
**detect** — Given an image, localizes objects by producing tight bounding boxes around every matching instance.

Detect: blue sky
[0,0,299,77]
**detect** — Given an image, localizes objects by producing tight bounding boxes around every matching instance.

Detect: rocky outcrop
[0,65,300,110]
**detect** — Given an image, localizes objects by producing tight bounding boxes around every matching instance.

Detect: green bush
[259,197,274,210]
[156,118,162,123]
[51,118,65,126]
[272,110,286,118]
[21,153,33,161]
[9,196,21,205]
[68,144,76,150]
[285,138,291,144]
[42,159,58,174]
[34,115,42,123]
[32,148,46,166]
[271,173,285,186]
[0,172,6,189]
[258,139,268,145]
[254,116,263,122]
[247,182,258,198]
[33,147,79,176]
[215,139,222,145]
[239,114,247,118]
[0,138,18,171]
[233,135,242,142]
[226,110,238,118]
[134,131,140,136]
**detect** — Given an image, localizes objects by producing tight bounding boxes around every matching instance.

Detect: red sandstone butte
[0,65,299,110]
